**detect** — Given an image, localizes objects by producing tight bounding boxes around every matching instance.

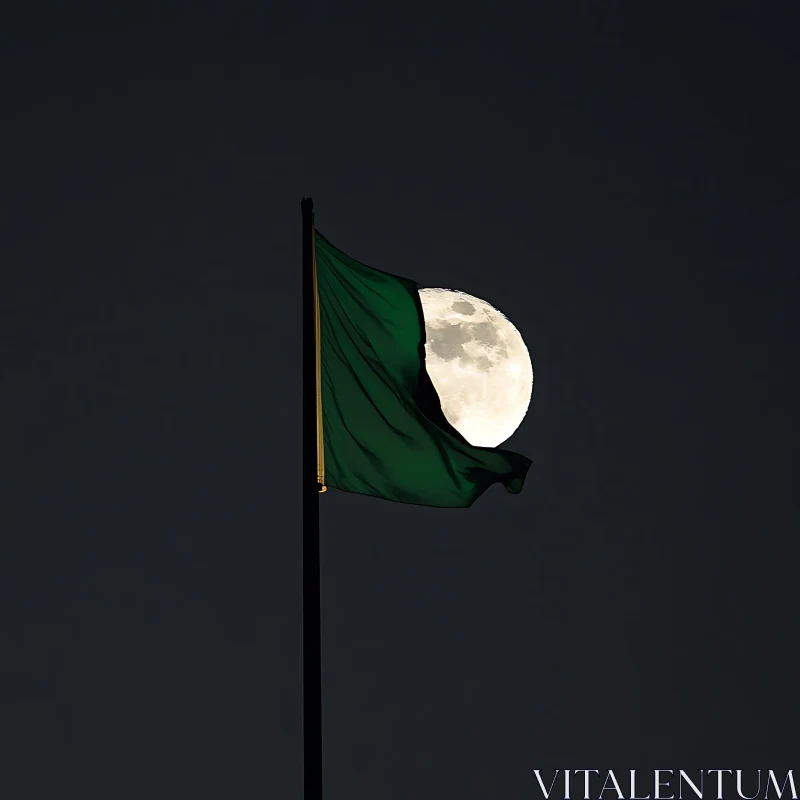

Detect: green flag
[316,231,532,508]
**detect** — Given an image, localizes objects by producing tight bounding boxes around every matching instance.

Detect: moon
[418,288,533,448]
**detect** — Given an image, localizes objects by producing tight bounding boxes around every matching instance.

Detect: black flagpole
[301,197,323,800]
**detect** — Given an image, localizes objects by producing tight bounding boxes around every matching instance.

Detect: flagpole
[301,196,323,800]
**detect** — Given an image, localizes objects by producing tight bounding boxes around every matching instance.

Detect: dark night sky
[2,2,799,797]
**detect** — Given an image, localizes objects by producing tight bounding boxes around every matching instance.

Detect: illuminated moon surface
[419,288,533,448]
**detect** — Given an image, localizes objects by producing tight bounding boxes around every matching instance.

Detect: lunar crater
[427,321,509,370]
[451,300,475,315]
[427,322,473,363]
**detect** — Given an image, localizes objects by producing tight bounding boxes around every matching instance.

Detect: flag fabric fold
[316,231,532,508]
